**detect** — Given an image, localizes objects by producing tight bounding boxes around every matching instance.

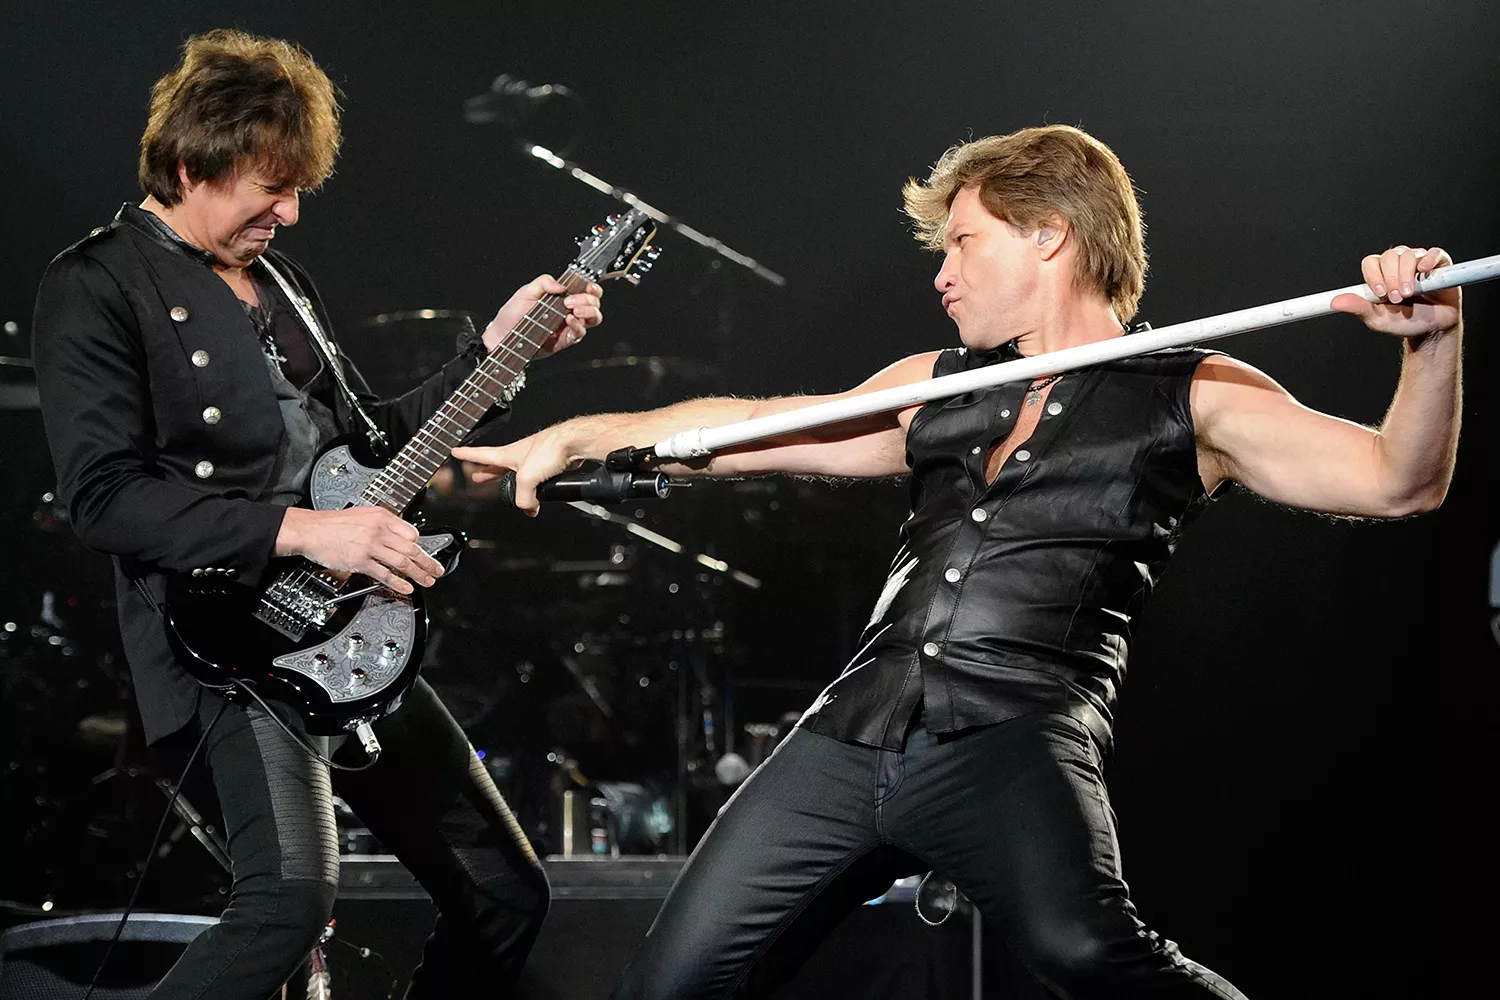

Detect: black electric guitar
[163,210,660,737]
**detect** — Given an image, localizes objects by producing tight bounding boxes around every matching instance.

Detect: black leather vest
[800,343,1215,751]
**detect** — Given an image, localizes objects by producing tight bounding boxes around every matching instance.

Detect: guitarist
[31,29,601,1000]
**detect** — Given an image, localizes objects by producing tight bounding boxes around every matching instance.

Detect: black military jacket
[31,204,491,743]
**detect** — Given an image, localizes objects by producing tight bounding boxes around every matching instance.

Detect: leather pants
[150,678,548,999]
[614,714,1246,1000]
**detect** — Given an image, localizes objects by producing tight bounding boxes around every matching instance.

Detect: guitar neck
[360,266,591,513]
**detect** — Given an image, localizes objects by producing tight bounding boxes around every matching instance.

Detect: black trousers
[614,714,1246,1000]
[150,678,549,1000]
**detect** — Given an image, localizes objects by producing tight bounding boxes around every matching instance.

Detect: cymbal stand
[462,74,785,287]
[562,501,759,854]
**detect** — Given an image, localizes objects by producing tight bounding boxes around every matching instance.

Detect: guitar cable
[226,678,383,773]
[80,698,228,1000]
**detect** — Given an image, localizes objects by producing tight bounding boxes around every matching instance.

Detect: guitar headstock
[573,209,661,285]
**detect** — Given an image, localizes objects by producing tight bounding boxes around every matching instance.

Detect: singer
[454,124,1463,998]
[30,29,602,999]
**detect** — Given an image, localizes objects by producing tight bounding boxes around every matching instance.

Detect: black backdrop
[2,2,1496,995]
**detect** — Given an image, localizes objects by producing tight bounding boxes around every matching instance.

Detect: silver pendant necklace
[1025,373,1063,406]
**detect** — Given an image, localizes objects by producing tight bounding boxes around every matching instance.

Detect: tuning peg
[606,213,620,225]
[575,235,585,245]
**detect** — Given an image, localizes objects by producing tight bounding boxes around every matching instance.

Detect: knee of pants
[611,960,670,1000]
[465,868,550,950]
[609,934,722,1000]
[513,876,549,932]
[232,876,339,949]
[1016,913,1136,997]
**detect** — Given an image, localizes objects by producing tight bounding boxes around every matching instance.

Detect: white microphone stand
[651,253,1498,462]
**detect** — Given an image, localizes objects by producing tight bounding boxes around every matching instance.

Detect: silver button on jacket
[169,305,189,322]
[191,350,210,367]
[201,406,222,425]
[194,460,214,479]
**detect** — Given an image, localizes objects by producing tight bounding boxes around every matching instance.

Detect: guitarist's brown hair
[138,28,342,207]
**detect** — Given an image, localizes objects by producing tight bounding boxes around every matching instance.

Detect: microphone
[463,73,575,124]
[495,466,672,505]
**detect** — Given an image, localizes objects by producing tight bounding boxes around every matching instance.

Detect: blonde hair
[903,125,1148,320]
[139,29,341,205]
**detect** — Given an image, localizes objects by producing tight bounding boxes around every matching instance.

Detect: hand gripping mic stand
[514,252,1498,496]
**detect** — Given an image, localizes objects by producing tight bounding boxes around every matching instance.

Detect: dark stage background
[2,2,1496,996]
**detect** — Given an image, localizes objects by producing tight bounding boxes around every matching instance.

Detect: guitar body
[163,442,464,734]
[161,208,658,736]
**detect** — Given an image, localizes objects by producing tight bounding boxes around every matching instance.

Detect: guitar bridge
[255,572,338,641]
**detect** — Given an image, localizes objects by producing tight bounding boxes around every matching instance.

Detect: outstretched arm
[1193,246,1462,517]
[452,351,941,513]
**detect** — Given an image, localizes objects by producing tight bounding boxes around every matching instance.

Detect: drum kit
[1,314,854,909]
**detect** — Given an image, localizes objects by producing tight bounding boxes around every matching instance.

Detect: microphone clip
[604,446,658,473]
[503,449,678,506]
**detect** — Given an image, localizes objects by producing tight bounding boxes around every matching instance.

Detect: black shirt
[241,271,340,505]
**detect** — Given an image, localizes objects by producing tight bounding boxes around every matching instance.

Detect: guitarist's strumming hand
[484,274,604,358]
[273,506,446,596]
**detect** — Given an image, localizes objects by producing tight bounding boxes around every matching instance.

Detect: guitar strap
[257,256,389,454]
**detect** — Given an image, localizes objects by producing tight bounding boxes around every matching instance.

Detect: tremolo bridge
[255,570,340,640]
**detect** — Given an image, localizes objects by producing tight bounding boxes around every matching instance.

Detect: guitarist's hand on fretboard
[482,274,604,357]
[274,506,445,596]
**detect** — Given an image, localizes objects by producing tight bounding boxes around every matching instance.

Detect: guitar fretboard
[359,267,591,513]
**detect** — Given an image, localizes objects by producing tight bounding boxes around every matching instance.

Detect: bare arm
[453,351,941,512]
[1194,246,1462,517]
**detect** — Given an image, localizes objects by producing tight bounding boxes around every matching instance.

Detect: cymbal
[344,310,477,397]
[500,353,723,438]
[351,308,474,331]
[533,354,722,383]
[1,355,38,410]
